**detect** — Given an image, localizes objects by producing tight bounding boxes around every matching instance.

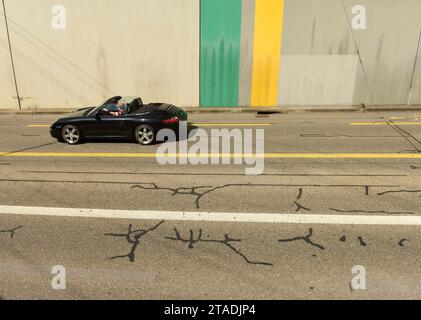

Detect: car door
[94,114,126,137]
[80,105,129,138]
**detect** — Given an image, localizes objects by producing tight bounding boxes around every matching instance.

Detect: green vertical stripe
[200,0,242,107]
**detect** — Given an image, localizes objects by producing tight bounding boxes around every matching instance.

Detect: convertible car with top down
[50,96,188,145]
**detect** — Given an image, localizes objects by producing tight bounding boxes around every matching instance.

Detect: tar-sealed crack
[294,188,311,212]
[377,189,421,196]
[339,234,374,246]
[165,228,272,266]
[132,183,212,209]
[357,236,367,247]
[330,208,414,215]
[132,182,391,209]
[0,225,22,238]
[105,221,164,262]
[278,228,325,250]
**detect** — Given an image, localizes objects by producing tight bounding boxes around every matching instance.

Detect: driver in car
[104,101,127,116]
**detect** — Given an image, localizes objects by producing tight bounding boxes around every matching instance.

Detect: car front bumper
[49,125,62,139]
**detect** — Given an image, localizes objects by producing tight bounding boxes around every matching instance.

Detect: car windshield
[81,107,95,116]
[87,106,102,116]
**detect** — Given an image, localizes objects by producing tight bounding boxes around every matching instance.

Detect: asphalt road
[0,111,421,299]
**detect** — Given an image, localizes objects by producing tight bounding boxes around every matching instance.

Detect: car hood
[60,107,94,119]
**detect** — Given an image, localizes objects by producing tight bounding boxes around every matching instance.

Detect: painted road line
[1,152,421,159]
[28,123,272,127]
[350,122,421,126]
[0,205,420,225]
[389,117,419,120]
[191,123,271,126]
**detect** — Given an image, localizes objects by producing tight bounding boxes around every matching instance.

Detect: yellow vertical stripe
[251,0,284,107]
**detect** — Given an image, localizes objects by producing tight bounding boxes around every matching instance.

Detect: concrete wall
[350,0,421,106]
[0,0,199,109]
[0,11,18,109]
[238,0,255,107]
[1,0,421,109]
[280,0,421,106]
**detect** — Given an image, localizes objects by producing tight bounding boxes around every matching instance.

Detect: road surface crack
[132,183,388,209]
[165,228,272,266]
[293,188,311,212]
[0,225,22,238]
[365,186,369,196]
[105,220,164,262]
[357,236,367,246]
[278,228,325,250]
[330,208,414,215]
[377,189,421,196]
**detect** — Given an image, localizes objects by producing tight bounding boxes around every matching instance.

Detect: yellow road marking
[191,123,271,126]
[351,122,421,125]
[28,124,50,127]
[0,152,420,159]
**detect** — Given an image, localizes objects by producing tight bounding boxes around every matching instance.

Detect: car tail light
[162,116,179,124]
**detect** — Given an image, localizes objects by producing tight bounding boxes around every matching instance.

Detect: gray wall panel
[0,0,199,109]
[238,0,255,107]
[0,3,18,109]
[280,0,421,106]
[409,32,421,105]
[345,0,421,105]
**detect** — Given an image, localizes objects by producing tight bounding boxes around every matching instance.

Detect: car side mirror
[95,109,105,119]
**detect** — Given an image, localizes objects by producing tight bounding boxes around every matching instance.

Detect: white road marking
[0,205,420,225]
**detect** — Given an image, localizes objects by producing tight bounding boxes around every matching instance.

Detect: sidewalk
[0,105,421,115]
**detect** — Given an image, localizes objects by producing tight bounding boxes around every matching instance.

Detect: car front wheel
[134,124,155,145]
[61,125,81,145]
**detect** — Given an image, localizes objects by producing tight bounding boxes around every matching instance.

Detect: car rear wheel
[61,125,81,145]
[134,125,155,145]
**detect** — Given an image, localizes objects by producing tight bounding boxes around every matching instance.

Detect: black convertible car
[50,96,187,145]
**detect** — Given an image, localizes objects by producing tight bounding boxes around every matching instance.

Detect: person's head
[117,101,127,114]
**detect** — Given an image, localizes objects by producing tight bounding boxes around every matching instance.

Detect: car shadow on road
[0,142,58,157]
